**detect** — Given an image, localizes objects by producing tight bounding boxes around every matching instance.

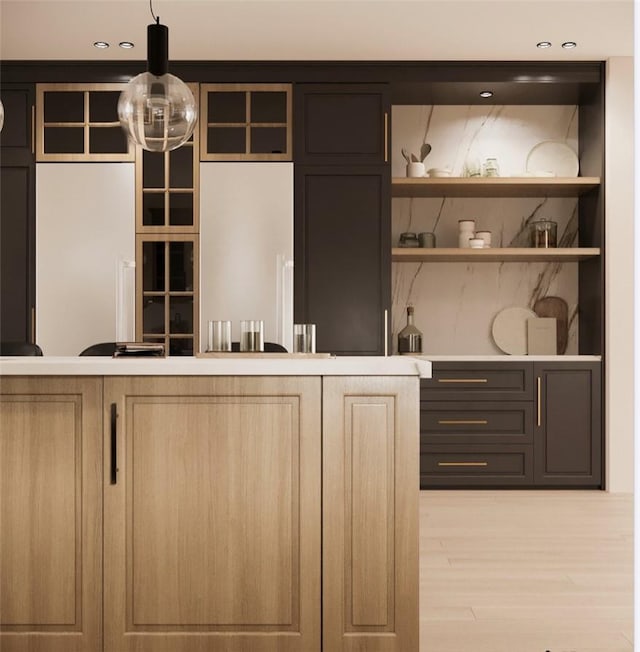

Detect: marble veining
[392,105,580,355]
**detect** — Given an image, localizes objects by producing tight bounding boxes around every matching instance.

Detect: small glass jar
[483,157,500,177]
[399,232,420,248]
[418,232,436,248]
[530,220,558,248]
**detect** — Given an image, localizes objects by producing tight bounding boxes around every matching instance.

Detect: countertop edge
[0,356,433,378]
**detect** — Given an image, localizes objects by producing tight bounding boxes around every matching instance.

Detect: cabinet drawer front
[421,401,533,444]
[421,363,533,401]
[421,445,533,487]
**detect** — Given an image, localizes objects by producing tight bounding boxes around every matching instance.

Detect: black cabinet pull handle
[110,403,118,485]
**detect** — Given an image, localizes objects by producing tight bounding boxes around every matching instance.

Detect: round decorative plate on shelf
[491,306,537,355]
[525,140,579,177]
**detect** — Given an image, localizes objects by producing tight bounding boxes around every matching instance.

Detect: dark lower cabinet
[294,166,390,355]
[0,84,35,344]
[421,361,603,488]
[534,361,602,486]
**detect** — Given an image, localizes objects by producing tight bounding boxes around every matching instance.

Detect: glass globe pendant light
[118,12,197,152]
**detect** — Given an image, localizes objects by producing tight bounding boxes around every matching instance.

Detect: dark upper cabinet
[0,84,35,345]
[295,166,390,355]
[294,83,390,165]
[533,361,602,486]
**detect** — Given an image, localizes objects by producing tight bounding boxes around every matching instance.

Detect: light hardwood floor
[420,490,633,652]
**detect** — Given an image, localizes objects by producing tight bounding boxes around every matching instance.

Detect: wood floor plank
[420,490,633,651]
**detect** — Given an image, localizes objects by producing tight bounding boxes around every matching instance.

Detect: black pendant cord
[149,0,159,24]
[147,0,168,76]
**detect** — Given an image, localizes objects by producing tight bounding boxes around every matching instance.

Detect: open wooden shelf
[392,247,601,263]
[392,177,601,198]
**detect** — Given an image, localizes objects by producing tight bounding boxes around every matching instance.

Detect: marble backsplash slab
[391,105,580,355]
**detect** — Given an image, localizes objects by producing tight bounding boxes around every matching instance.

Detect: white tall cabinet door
[200,163,293,352]
[36,163,135,356]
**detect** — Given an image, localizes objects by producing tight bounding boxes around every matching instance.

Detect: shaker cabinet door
[323,376,419,652]
[104,376,321,652]
[533,362,602,486]
[294,83,390,165]
[294,166,391,355]
[0,83,35,345]
[0,377,103,652]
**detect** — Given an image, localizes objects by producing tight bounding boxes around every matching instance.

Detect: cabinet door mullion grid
[200,83,292,161]
[135,234,200,356]
[35,83,133,162]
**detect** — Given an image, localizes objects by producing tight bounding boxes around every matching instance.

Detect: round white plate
[491,307,537,355]
[525,141,579,178]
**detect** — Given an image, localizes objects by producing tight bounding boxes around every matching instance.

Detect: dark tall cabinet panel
[295,166,390,355]
[534,362,602,486]
[0,84,35,344]
[294,83,390,165]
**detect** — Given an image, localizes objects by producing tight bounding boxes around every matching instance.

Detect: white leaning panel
[200,162,293,353]
[36,163,135,356]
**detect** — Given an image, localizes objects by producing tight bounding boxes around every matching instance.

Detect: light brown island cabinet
[323,377,419,652]
[0,373,419,652]
[0,377,103,652]
[103,376,322,652]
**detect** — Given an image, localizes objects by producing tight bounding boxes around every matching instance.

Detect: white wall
[605,56,634,493]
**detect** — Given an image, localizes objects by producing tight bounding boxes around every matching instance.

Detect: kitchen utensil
[458,219,475,248]
[427,167,451,177]
[240,320,264,352]
[411,153,419,162]
[533,296,569,354]
[420,143,432,162]
[491,306,537,354]
[475,230,492,248]
[406,162,425,177]
[399,232,420,247]
[418,232,436,248]
[527,317,557,355]
[207,320,232,352]
[293,323,316,353]
[483,157,500,177]
[401,148,411,163]
[530,220,558,248]
[526,140,579,177]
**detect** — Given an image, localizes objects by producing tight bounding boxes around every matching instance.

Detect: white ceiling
[0,0,633,62]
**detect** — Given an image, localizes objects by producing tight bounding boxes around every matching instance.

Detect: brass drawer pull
[437,378,488,383]
[437,461,488,467]
[537,376,542,427]
[438,419,488,425]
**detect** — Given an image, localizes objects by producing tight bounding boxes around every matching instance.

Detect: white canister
[469,238,485,249]
[475,230,492,248]
[406,162,426,178]
[458,220,475,248]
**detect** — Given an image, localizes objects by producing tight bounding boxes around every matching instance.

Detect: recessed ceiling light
[536,41,552,49]
[119,41,135,49]
[479,91,493,98]
[93,41,110,49]
[562,41,577,49]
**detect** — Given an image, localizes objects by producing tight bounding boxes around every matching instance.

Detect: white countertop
[0,355,432,378]
[415,355,602,362]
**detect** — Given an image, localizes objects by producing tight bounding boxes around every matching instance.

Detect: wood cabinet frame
[35,83,134,162]
[200,83,292,161]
